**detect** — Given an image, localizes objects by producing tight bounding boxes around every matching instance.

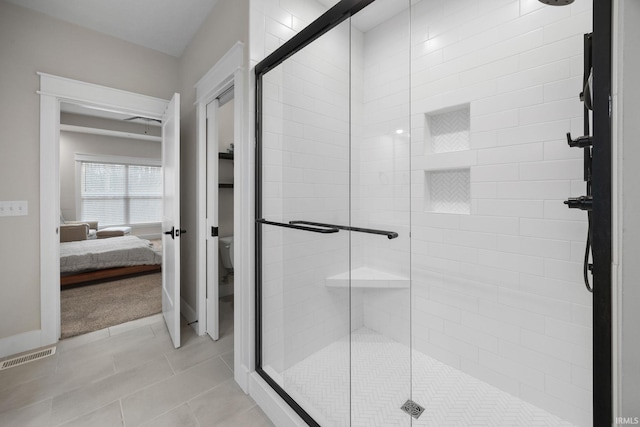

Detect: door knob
[164,226,175,239]
[176,229,187,237]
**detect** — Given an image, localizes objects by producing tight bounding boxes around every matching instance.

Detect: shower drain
[401,399,425,419]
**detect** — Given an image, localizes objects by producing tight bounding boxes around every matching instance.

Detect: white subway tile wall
[408,1,591,425]
[253,0,592,425]
[260,13,354,375]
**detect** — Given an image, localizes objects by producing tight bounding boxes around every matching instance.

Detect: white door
[162,93,181,348]
[206,99,220,340]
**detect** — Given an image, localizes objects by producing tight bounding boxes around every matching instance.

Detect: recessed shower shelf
[325,267,409,289]
[423,150,477,171]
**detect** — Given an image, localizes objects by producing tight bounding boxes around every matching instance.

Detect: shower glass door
[256,1,412,425]
[348,0,412,425]
[257,18,353,426]
[258,0,595,425]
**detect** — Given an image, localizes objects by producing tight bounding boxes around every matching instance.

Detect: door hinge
[211,226,218,237]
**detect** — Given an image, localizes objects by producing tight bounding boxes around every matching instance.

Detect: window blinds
[80,162,162,226]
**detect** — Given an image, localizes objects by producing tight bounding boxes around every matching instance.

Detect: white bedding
[60,236,162,274]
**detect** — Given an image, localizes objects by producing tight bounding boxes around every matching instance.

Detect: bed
[60,236,162,286]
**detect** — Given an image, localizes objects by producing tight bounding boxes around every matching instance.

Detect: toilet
[219,236,234,273]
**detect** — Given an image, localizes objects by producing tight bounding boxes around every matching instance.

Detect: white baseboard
[180,297,197,322]
[0,329,51,359]
[249,372,307,427]
[235,362,251,393]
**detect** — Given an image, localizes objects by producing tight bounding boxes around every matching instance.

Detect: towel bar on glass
[256,219,339,234]
[289,220,398,239]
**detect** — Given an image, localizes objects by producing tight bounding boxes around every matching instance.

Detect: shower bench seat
[325,266,409,289]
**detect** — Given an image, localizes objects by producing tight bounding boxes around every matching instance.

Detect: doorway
[39,73,182,349]
[193,41,251,391]
[206,87,236,341]
[58,102,164,338]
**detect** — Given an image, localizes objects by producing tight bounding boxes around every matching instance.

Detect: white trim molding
[194,41,254,392]
[40,91,61,349]
[195,42,245,105]
[249,373,306,427]
[38,73,169,348]
[613,0,640,418]
[38,73,168,120]
[612,0,622,419]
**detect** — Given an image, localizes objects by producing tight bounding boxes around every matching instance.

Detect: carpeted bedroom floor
[61,272,162,339]
[60,237,163,339]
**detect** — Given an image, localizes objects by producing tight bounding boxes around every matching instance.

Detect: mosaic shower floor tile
[280,328,578,426]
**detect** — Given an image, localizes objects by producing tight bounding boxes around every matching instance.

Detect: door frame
[252,0,613,425]
[254,3,374,425]
[195,42,252,391]
[38,73,170,346]
[592,0,613,424]
[161,93,182,349]
[205,97,221,341]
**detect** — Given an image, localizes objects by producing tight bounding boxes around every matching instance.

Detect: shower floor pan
[275,328,577,426]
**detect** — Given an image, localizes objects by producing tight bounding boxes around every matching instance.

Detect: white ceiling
[5,0,219,57]
[6,0,416,56]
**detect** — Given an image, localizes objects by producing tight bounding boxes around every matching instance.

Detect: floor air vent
[0,347,56,370]
[401,399,425,419]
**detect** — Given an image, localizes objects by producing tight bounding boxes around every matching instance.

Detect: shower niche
[425,105,470,154]
[424,104,474,215]
[424,169,471,214]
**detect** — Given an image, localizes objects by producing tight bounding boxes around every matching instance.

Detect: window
[77,154,162,227]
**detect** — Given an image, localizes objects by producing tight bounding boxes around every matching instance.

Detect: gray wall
[177,0,249,313]
[0,0,179,340]
[0,0,249,342]
[620,0,640,417]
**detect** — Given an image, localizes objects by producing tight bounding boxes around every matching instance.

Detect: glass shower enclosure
[255,0,595,425]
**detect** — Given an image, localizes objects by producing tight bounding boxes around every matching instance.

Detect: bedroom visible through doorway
[58,102,165,339]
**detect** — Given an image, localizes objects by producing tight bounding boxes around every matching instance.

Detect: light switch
[0,201,28,217]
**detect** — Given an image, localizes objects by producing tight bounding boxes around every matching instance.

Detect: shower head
[538,0,574,5]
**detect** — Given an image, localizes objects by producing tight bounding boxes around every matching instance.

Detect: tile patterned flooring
[0,300,273,427]
[282,328,579,426]
[1,305,584,426]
